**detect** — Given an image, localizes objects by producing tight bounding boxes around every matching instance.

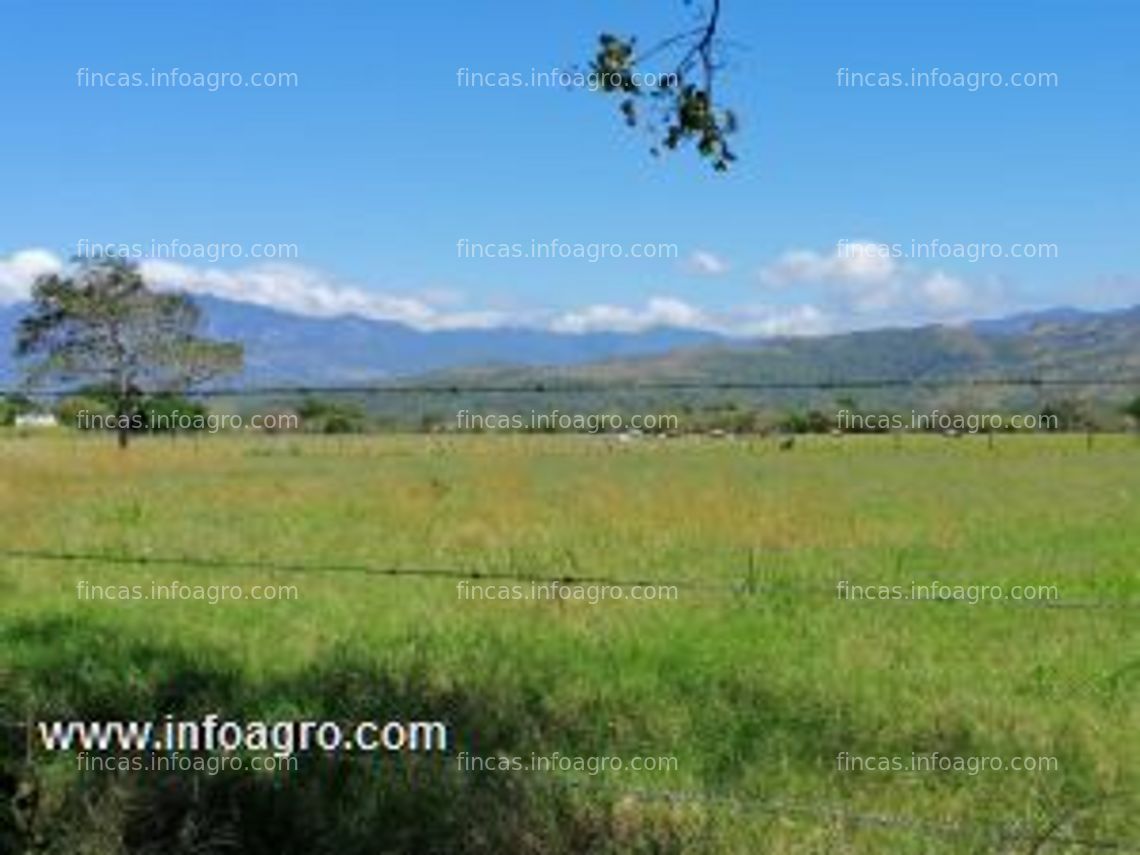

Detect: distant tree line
[6,392,1140,436]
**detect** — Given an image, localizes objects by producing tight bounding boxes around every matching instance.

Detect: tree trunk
[115,386,131,450]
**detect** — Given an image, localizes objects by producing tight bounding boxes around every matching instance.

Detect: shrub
[297,397,367,434]
[0,394,35,427]
[1124,395,1140,424]
[140,394,210,432]
[55,396,113,430]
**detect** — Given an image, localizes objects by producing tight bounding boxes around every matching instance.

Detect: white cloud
[730,304,832,337]
[761,241,897,286]
[549,297,828,337]
[139,260,513,331]
[759,240,978,320]
[0,249,64,304]
[0,249,827,338]
[918,271,972,310]
[549,297,713,334]
[0,251,517,331]
[683,250,730,276]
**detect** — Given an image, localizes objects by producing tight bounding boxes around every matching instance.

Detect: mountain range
[1,297,1137,408]
[0,296,718,386]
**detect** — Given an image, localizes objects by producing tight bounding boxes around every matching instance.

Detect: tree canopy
[16,255,242,447]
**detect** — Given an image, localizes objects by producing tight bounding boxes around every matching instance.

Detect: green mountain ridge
[408,308,1140,425]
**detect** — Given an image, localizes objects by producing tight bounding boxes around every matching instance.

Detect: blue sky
[0,0,1136,335]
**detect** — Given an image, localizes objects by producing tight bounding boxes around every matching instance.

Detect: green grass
[1,432,1137,853]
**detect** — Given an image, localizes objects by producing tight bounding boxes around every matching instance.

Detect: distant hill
[424,305,1140,382]
[192,296,721,384]
[0,295,719,386]
[966,306,1098,336]
[1,298,1137,416]
[413,305,1140,417]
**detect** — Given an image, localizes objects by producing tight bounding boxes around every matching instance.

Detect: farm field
[1,432,1138,853]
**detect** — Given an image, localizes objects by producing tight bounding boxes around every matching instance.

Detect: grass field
[1,432,1137,853]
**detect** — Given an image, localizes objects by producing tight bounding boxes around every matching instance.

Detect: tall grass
[1,433,1137,853]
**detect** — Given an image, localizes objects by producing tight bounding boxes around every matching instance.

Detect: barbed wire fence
[1,547,1135,611]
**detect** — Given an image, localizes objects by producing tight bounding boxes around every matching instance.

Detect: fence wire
[2,548,1136,611]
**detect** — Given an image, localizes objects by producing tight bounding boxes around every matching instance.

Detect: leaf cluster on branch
[589,0,737,171]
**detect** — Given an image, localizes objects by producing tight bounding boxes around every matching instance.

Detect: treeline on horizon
[3,387,1139,436]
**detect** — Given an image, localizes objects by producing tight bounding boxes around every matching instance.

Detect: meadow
[1,431,1137,853]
